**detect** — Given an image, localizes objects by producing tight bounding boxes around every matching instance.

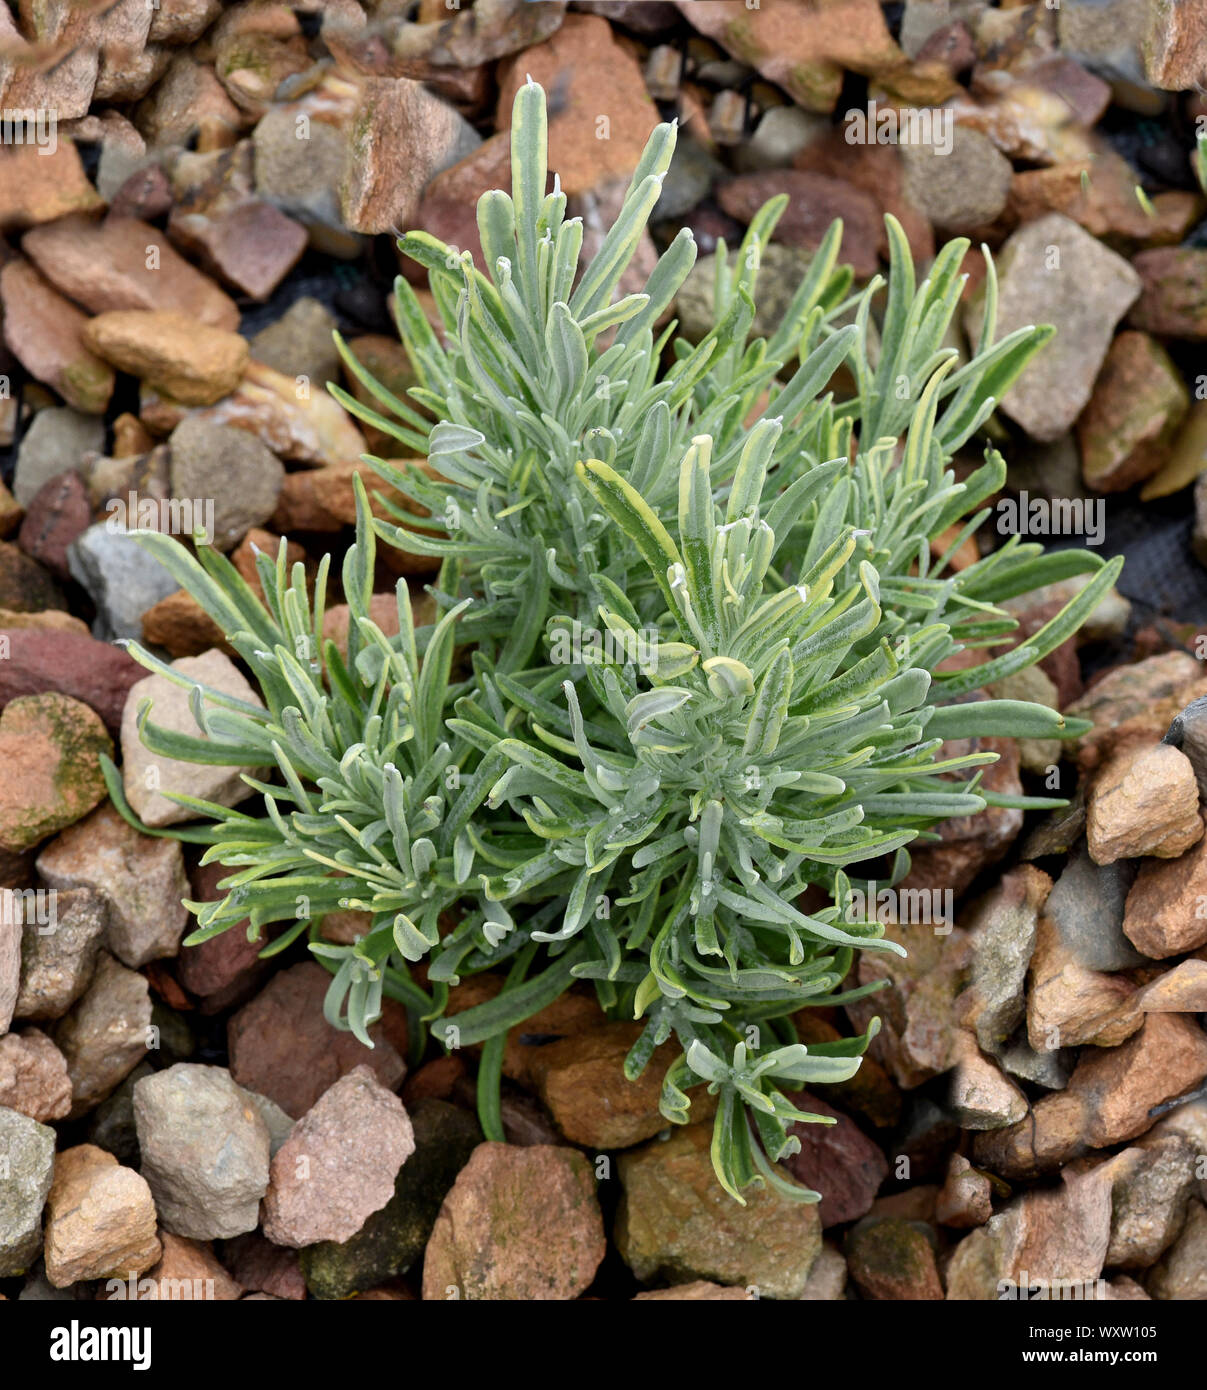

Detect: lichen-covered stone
[0,694,112,853]
[845,1216,944,1299]
[423,1142,605,1300]
[0,1107,55,1277]
[615,1123,820,1300]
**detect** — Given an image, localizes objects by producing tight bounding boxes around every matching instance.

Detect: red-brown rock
[1070,1015,1207,1148]
[0,542,65,615]
[228,961,406,1119]
[1124,837,1207,959]
[423,1142,606,1300]
[494,13,660,197]
[1128,248,1207,341]
[718,170,883,278]
[16,472,93,582]
[1077,331,1189,492]
[845,1217,944,1300]
[21,215,239,330]
[221,1231,305,1300]
[0,1028,73,1122]
[176,859,272,1012]
[0,142,104,233]
[780,1092,889,1228]
[261,1065,415,1247]
[794,134,933,264]
[0,260,115,415]
[169,196,308,302]
[0,627,145,735]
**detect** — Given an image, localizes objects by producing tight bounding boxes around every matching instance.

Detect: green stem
[476,940,539,1142]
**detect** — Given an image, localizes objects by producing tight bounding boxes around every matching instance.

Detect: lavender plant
[111,80,1121,1204]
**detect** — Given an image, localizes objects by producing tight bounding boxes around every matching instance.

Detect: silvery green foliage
[115,80,1122,1204]
[331,78,855,666]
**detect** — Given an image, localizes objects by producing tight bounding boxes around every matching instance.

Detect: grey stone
[0,1107,55,1277]
[66,524,180,641]
[997,1035,1074,1091]
[676,242,818,344]
[18,1267,82,1300]
[300,1098,481,1299]
[734,105,827,173]
[167,418,285,552]
[1044,843,1147,972]
[12,887,106,1023]
[133,1062,271,1240]
[1163,693,1207,801]
[13,409,105,508]
[971,214,1141,442]
[1105,1136,1198,1270]
[1056,0,1152,87]
[253,105,350,244]
[246,1090,294,1157]
[249,296,339,387]
[656,138,721,221]
[53,953,152,1117]
[901,126,1013,232]
[1146,1199,1207,1300]
[86,1061,153,1168]
[963,868,1046,1054]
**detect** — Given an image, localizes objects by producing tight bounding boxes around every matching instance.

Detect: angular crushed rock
[261,1065,414,1248]
[52,952,152,1118]
[119,649,264,828]
[37,804,189,968]
[0,1029,72,1122]
[67,524,180,642]
[133,1063,271,1240]
[227,961,405,1119]
[43,1144,161,1288]
[166,418,284,552]
[300,1098,480,1299]
[616,1123,819,1300]
[0,1107,56,1277]
[974,213,1140,442]
[423,1141,606,1301]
